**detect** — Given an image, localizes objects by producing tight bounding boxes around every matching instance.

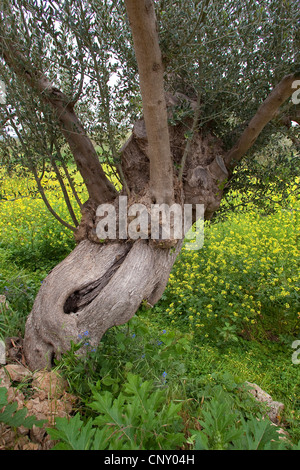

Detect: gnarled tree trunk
[24,239,182,370]
[24,104,228,370]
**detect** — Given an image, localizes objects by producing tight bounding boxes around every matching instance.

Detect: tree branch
[224,73,300,171]
[31,165,77,232]
[56,148,83,211]
[0,35,117,205]
[74,4,130,197]
[50,156,80,227]
[179,93,201,181]
[125,0,174,204]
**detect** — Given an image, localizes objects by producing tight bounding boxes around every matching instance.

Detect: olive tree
[0,0,299,370]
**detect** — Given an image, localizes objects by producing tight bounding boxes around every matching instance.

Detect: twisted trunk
[24,106,228,371]
[24,239,182,370]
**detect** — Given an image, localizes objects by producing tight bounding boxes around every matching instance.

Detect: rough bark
[24,239,182,370]
[120,102,228,221]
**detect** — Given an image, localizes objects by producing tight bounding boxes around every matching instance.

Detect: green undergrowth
[0,170,299,449]
[46,313,299,450]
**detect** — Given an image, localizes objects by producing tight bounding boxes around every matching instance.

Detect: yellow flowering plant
[157,180,300,343]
